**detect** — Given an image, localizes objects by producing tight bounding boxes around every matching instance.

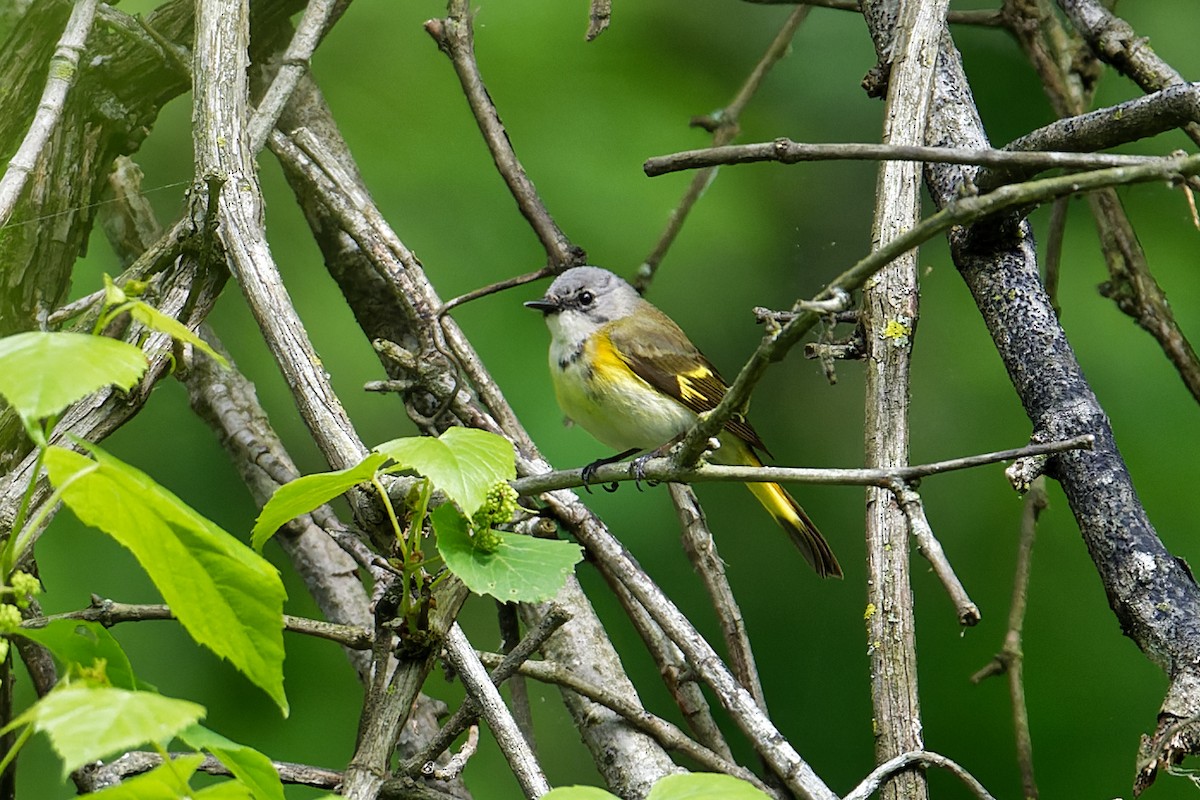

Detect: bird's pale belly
[551,350,696,453]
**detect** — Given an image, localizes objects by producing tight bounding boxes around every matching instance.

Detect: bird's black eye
[578,290,594,306]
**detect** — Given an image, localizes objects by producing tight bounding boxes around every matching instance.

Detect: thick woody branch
[1057,0,1200,148]
[858,3,945,797]
[977,82,1200,190]
[182,328,378,681]
[192,0,366,472]
[246,0,343,152]
[857,6,1200,788]
[742,0,1004,27]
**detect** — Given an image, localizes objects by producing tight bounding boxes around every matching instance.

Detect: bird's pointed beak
[524,296,561,315]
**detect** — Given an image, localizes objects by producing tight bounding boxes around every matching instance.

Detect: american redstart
[526,266,841,578]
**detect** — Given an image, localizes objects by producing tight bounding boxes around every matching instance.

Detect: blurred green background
[12,0,1200,797]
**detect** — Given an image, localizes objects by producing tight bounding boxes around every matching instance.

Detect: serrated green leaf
[16,620,137,690]
[193,781,255,799]
[646,773,771,800]
[179,724,283,800]
[0,332,148,422]
[127,302,229,367]
[252,453,387,551]
[8,685,204,777]
[542,788,621,800]
[44,444,288,714]
[433,505,581,602]
[80,753,205,799]
[376,427,515,516]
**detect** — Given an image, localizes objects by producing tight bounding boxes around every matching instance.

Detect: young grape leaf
[180,724,284,800]
[127,302,229,367]
[44,444,288,714]
[542,788,621,800]
[193,782,255,799]
[376,427,515,516]
[0,332,147,422]
[79,754,206,799]
[646,773,771,800]
[4,685,204,777]
[433,504,581,603]
[16,619,137,690]
[251,453,388,551]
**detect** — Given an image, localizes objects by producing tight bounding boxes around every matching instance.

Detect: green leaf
[127,301,229,367]
[542,788,621,800]
[646,773,772,800]
[251,453,388,551]
[433,504,582,602]
[7,685,204,777]
[80,753,205,799]
[0,331,148,422]
[44,444,289,714]
[16,620,137,690]
[376,427,515,516]
[179,724,283,800]
[193,781,255,800]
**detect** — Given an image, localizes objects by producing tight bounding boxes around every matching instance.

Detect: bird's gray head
[524,267,642,326]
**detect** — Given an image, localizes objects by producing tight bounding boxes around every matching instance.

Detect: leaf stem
[2,436,50,578]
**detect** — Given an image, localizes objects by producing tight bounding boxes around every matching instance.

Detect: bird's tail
[745,481,843,578]
[714,435,842,578]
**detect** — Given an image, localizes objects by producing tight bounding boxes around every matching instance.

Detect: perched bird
[526,266,841,578]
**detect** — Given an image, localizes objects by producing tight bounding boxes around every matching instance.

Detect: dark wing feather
[607,305,770,455]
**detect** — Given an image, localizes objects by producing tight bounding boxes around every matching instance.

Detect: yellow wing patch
[676,366,717,404]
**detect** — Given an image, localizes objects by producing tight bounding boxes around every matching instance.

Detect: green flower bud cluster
[472,481,519,530]
[9,570,39,608]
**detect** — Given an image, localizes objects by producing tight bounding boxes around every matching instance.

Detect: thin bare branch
[671,152,1198,468]
[399,605,570,777]
[586,0,611,41]
[843,749,998,800]
[443,624,550,798]
[636,5,810,291]
[247,0,343,152]
[670,484,770,708]
[0,0,99,229]
[425,0,584,268]
[742,0,1005,26]
[513,433,1095,496]
[475,652,780,797]
[20,599,373,650]
[889,481,981,626]
[644,138,1163,178]
[971,478,1048,799]
[594,565,735,761]
[538,490,837,800]
[85,751,346,792]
